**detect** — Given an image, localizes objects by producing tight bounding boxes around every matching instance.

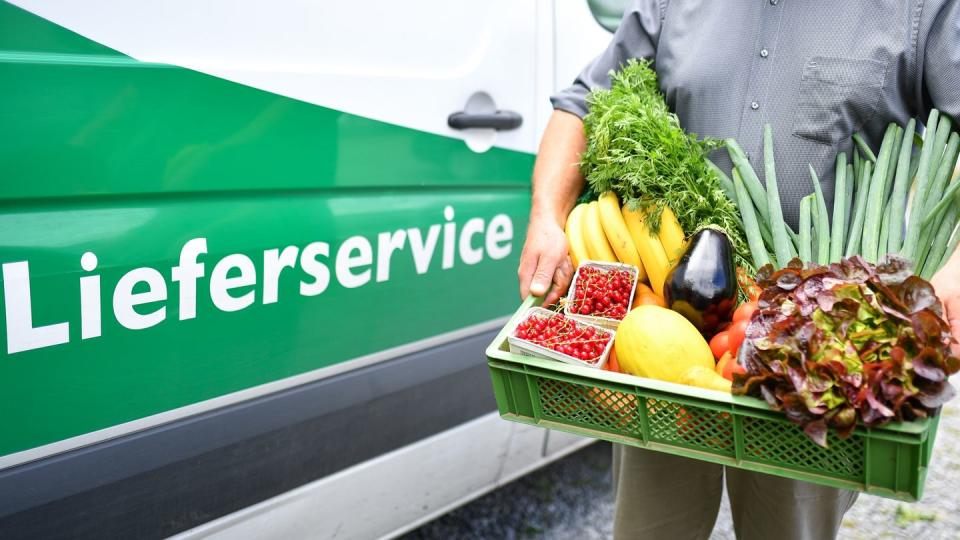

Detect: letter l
[3,261,70,354]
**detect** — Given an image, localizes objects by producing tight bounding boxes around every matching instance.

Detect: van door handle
[447,110,523,131]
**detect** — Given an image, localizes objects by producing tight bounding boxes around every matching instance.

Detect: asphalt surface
[402,401,960,540]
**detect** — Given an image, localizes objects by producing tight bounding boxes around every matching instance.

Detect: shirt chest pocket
[792,57,888,146]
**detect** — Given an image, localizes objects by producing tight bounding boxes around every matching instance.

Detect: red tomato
[721,351,747,380]
[727,320,749,355]
[733,301,758,323]
[709,331,730,360]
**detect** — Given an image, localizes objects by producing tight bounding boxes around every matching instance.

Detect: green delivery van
[0,1,628,538]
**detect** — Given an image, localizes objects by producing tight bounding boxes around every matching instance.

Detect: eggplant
[663,228,737,338]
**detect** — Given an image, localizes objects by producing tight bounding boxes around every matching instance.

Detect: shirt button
[751,102,760,110]
[760,49,769,58]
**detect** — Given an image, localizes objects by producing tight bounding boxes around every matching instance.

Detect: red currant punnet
[568,265,636,321]
[514,312,612,364]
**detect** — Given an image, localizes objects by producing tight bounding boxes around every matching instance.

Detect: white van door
[11,0,541,155]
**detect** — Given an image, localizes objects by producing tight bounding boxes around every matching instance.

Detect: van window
[587,0,630,32]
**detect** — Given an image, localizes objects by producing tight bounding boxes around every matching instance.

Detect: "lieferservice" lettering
[3,206,513,354]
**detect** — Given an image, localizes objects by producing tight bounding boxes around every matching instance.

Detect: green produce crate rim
[487,296,933,442]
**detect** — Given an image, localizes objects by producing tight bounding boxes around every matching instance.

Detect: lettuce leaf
[733,255,959,447]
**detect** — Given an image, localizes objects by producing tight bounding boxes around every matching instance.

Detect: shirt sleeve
[549,0,665,118]
[918,0,960,122]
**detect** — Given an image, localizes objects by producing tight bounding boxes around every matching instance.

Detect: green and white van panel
[1,0,535,463]
[0,1,616,537]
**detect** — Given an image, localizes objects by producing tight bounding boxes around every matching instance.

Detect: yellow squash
[658,205,686,263]
[564,203,590,268]
[614,305,714,383]
[597,192,645,268]
[583,201,618,262]
[679,366,732,393]
[622,206,670,296]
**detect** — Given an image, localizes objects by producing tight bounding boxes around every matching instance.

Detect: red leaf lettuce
[733,256,960,447]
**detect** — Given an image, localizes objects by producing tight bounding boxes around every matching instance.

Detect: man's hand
[931,257,960,357]
[517,110,586,305]
[518,215,574,306]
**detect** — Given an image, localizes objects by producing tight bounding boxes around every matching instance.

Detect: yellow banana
[658,206,687,263]
[583,201,618,263]
[564,203,590,268]
[597,192,647,280]
[622,206,670,297]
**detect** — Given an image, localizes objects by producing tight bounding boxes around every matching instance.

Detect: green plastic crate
[487,297,941,501]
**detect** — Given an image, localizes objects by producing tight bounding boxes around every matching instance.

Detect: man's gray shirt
[551,0,960,227]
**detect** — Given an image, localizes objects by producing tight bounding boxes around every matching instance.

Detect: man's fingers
[944,296,960,357]
[544,256,574,306]
[529,253,562,298]
[517,250,539,300]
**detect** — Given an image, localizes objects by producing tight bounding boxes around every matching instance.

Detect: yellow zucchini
[622,205,670,296]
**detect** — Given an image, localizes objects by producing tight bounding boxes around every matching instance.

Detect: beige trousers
[612,445,858,540]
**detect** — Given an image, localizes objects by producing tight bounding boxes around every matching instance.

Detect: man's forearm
[530,110,587,226]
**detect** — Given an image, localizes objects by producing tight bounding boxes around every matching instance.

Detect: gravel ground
[402,401,960,540]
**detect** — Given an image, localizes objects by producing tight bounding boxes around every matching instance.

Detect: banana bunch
[565,191,685,297]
